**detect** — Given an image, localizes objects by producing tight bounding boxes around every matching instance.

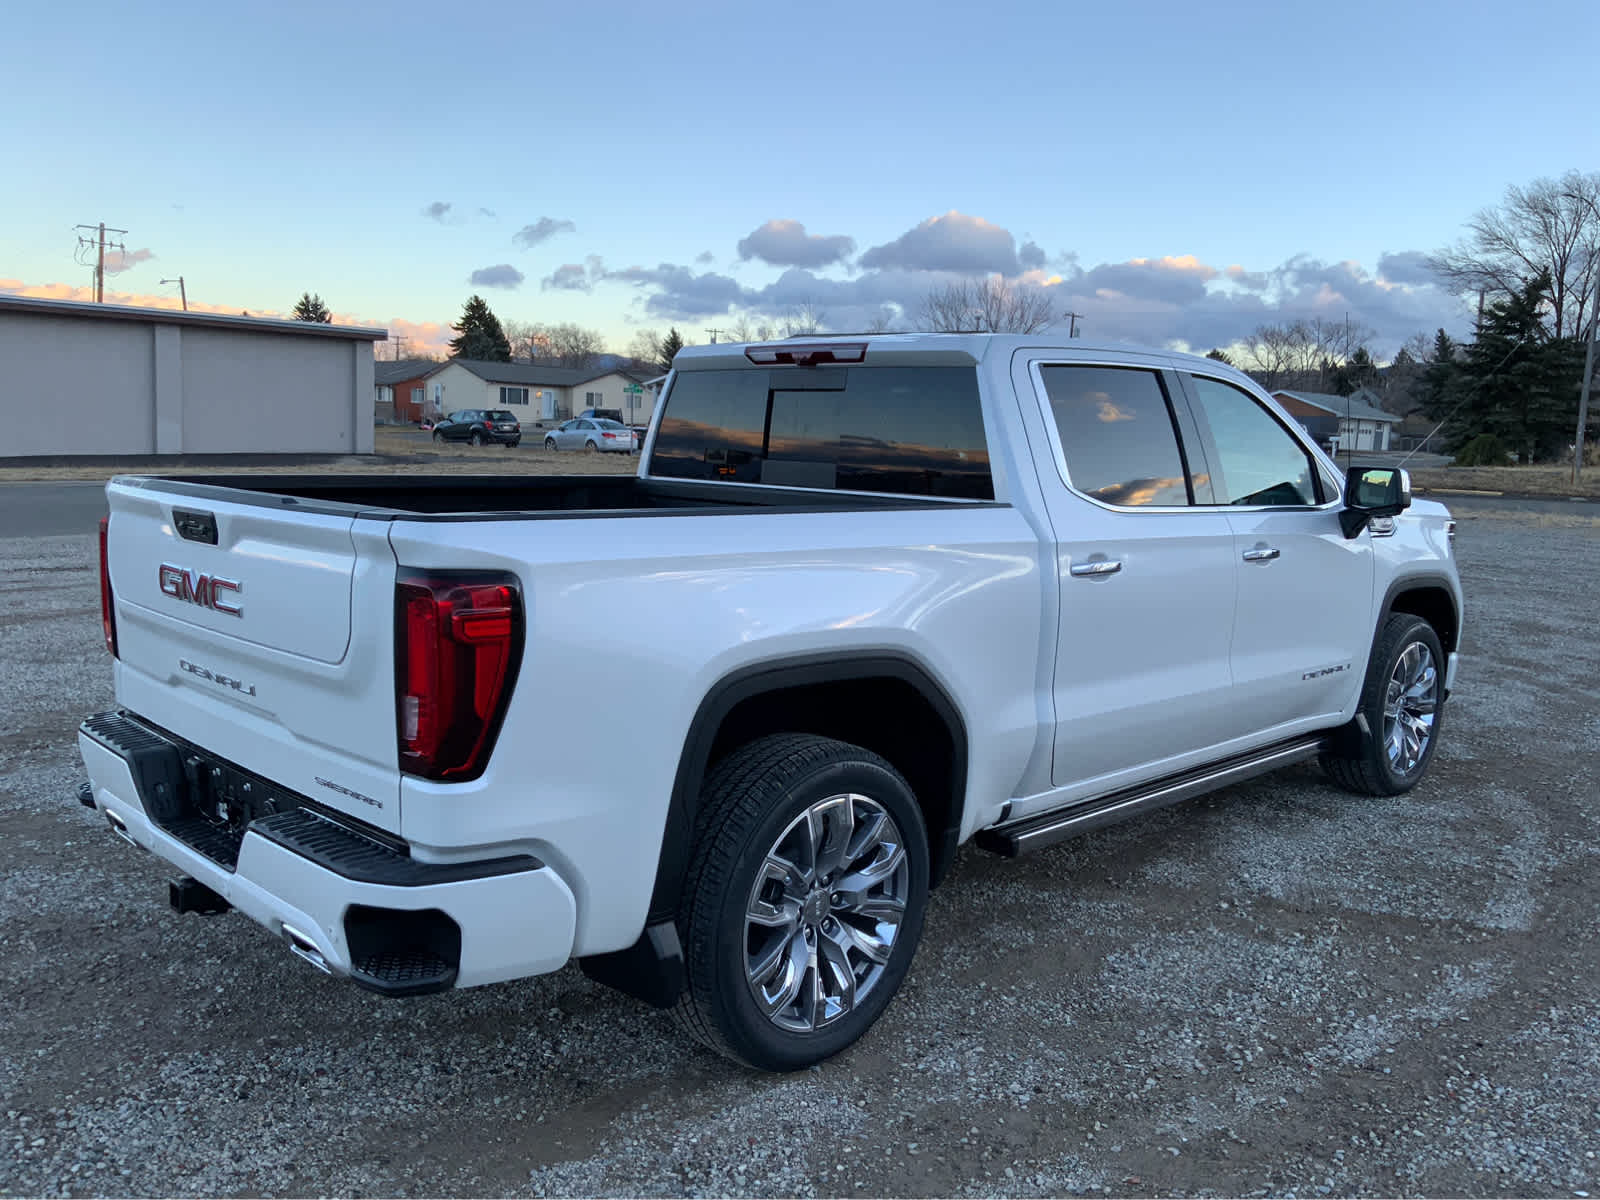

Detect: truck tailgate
[104,478,403,833]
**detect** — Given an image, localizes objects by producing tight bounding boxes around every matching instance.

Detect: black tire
[544,437,557,451]
[505,440,520,448]
[673,734,929,1071]
[1320,613,1447,796]
[584,440,598,453]
[431,430,443,443]
[470,431,485,447]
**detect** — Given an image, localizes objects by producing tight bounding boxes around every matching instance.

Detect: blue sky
[5,0,1595,357]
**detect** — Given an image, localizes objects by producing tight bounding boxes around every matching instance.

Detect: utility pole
[1065,312,1084,338]
[75,222,128,303]
[705,328,724,344]
[160,277,187,311]
[1577,312,1595,485]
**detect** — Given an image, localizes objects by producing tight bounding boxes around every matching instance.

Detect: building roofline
[0,294,388,341]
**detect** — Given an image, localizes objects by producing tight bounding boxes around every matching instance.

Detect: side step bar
[976,735,1329,857]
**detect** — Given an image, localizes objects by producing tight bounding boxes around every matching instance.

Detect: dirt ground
[1,496,1597,1197]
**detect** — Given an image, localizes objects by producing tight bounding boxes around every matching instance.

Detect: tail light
[98,515,118,658]
[395,571,522,781]
[602,432,618,439]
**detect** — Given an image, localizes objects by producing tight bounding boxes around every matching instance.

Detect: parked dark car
[577,407,624,424]
[431,410,521,447]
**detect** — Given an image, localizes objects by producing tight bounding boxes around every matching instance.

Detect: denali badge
[179,658,257,697]
[159,563,242,616]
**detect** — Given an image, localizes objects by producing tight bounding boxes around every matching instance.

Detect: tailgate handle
[173,509,218,545]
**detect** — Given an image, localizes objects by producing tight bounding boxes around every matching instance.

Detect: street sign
[623,384,643,394]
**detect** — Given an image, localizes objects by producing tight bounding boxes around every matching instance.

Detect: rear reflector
[744,342,866,366]
[395,571,522,782]
[98,515,118,658]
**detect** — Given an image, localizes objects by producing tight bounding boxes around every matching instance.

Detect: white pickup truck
[80,334,1463,1070]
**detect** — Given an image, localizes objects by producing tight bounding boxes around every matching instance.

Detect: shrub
[1453,433,1511,467]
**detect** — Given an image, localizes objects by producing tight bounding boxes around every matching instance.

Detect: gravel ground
[1,500,1597,1197]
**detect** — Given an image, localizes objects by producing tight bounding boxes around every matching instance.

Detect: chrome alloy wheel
[1384,642,1439,775]
[744,792,910,1034]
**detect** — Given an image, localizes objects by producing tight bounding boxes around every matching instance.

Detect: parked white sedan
[543,417,638,453]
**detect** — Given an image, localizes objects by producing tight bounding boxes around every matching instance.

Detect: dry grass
[1408,465,1600,499]
[0,427,638,484]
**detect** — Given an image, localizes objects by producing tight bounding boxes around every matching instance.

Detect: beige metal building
[0,295,386,457]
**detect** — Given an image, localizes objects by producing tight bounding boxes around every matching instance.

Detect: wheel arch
[1381,574,1460,657]
[658,652,967,915]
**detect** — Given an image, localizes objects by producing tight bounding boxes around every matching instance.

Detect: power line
[705,328,725,344]
[74,223,127,303]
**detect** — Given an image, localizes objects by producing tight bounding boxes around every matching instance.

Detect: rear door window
[1038,365,1193,507]
[650,365,992,499]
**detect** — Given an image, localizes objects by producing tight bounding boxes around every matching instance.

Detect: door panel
[1224,508,1373,727]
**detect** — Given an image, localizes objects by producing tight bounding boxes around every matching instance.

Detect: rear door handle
[1242,546,1280,562]
[1069,559,1122,578]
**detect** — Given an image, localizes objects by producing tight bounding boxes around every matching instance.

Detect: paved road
[0,482,108,539]
[2,498,1598,1196]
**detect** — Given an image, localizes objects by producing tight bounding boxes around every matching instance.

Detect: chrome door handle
[1242,547,1280,562]
[1069,559,1122,578]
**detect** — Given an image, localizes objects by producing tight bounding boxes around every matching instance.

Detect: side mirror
[1339,466,1411,538]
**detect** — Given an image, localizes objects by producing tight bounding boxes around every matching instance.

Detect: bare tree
[502,320,544,362]
[1428,170,1600,339]
[543,322,605,370]
[779,299,827,337]
[918,276,1056,334]
[1240,316,1377,392]
[864,307,900,334]
[627,330,663,371]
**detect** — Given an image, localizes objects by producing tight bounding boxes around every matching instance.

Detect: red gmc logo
[158,563,242,617]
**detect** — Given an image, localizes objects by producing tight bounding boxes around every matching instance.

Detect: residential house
[1272,388,1400,452]
[425,359,659,425]
[374,360,443,424]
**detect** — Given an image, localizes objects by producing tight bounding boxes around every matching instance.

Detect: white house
[1272,388,1400,453]
[424,360,658,425]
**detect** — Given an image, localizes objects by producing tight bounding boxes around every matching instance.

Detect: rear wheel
[584,440,599,453]
[1321,613,1446,795]
[674,734,929,1071]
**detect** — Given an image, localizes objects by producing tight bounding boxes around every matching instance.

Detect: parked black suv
[431,410,522,447]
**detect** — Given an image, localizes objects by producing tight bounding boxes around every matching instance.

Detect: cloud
[468,264,524,289]
[859,211,1020,275]
[696,250,715,264]
[1225,264,1270,290]
[102,247,154,275]
[602,262,747,317]
[479,207,497,219]
[1377,250,1438,287]
[736,219,856,268]
[1019,241,1047,270]
[542,264,590,291]
[422,201,451,221]
[513,217,576,248]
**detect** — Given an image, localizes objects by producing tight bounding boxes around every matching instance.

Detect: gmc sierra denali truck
[79,334,1462,1070]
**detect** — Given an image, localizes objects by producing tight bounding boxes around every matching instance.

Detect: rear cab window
[649,365,993,499]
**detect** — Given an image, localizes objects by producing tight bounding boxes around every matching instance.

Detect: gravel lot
[1,497,1597,1197]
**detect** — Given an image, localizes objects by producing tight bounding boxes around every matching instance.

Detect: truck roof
[672,332,1233,376]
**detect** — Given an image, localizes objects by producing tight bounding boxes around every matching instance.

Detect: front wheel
[674,734,929,1071]
[469,431,485,447]
[431,430,443,443]
[544,437,557,451]
[1320,613,1446,795]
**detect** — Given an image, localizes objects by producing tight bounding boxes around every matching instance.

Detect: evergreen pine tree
[448,295,513,362]
[657,328,685,375]
[292,292,332,323]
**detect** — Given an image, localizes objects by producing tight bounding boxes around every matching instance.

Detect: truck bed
[123,473,975,519]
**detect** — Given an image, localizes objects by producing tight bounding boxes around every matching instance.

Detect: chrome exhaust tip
[104,809,140,850]
[280,922,332,975]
